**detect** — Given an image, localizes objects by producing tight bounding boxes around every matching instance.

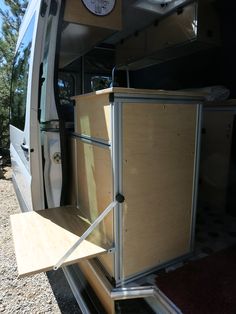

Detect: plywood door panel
[10,206,107,277]
[122,102,197,279]
[76,140,114,276]
[75,93,111,142]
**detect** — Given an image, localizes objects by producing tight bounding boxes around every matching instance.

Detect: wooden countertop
[10,206,107,277]
[72,87,207,101]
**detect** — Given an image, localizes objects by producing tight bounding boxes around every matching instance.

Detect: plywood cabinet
[75,93,112,142]
[116,1,220,69]
[64,0,122,30]
[73,87,203,283]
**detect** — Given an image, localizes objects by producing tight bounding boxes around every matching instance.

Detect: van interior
[53,0,236,312]
[13,0,236,312]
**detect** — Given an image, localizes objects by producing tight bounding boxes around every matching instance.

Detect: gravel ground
[0,168,81,314]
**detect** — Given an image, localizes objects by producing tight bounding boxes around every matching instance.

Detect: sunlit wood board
[122,102,198,278]
[10,206,107,277]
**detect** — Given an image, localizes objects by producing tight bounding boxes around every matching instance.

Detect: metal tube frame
[190,103,203,250]
[117,101,124,284]
[111,98,123,284]
[64,258,182,313]
[72,132,111,147]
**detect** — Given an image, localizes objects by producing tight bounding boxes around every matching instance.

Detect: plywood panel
[67,137,78,206]
[78,261,115,314]
[122,103,197,279]
[64,0,122,30]
[76,140,114,276]
[75,93,111,142]
[146,4,196,54]
[10,207,107,277]
[73,87,206,99]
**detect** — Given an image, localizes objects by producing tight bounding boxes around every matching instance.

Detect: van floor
[154,209,236,314]
[194,207,236,257]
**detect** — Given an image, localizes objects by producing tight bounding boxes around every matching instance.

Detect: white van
[10,0,236,313]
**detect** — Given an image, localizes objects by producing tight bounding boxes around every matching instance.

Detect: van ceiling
[104,0,190,45]
[60,0,190,68]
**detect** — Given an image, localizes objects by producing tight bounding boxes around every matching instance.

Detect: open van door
[10,0,61,211]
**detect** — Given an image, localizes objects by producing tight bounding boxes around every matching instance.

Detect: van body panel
[10,126,32,211]
[43,131,62,207]
[10,1,45,212]
[10,0,62,211]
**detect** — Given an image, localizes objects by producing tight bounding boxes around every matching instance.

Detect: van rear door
[10,0,53,211]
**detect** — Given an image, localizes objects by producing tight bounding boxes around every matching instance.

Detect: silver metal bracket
[53,200,118,270]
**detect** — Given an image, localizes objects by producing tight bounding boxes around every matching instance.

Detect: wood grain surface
[121,102,198,279]
[10,206,107,277]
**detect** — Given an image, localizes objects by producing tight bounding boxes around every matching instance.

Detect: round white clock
[82,0,116,16]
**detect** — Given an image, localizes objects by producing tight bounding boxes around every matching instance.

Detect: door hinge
[40,0,48,17]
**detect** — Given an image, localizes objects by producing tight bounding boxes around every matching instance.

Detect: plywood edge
[10,207,107,278]
[72,87,206,101]
[78,260,115,314]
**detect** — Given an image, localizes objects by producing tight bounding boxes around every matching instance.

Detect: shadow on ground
[46,269,82,314]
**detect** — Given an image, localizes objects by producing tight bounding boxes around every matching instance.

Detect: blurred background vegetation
[0,0,27,164]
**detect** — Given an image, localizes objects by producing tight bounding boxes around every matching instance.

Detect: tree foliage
[0,0,28,160]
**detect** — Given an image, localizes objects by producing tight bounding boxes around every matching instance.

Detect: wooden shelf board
[72,87,206,100]
[10,206,107,277]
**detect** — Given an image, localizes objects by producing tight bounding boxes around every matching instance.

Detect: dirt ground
[0,167,81,314]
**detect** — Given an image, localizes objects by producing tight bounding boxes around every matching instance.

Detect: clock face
[82,0,116,16]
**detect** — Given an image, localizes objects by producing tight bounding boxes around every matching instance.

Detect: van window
[10,15,35,130]
[57,72,75,122]
[58,72,75,107]
[39,16,53,123]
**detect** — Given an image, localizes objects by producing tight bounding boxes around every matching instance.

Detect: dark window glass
[10,15,35,130]
[58,73,75,106]
[57,72,75,122]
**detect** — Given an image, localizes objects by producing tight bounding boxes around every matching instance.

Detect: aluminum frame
[63,259,183,314]
[111,99,123,283]
[111,94,204,285]
[73,132,111,147]
[113,91,204,103]
[190,104,203,250]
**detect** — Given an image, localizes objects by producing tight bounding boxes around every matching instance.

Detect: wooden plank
[10,206,107,277]
[67,137,78,206]
[78,261,115,314]
[74,93,111,142]
[64,0,122,30]
[146,4,196,54]
[122,102,198,279]
[72,87,206,100]
[76,140,114,276]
